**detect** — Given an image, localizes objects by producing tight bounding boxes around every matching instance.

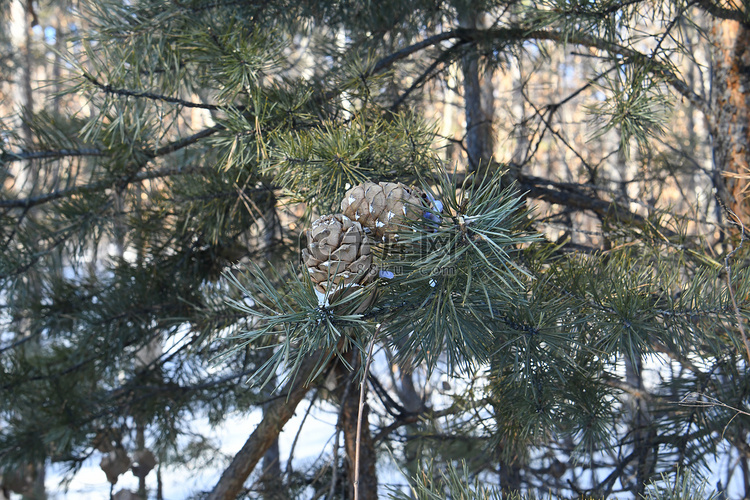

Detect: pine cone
[100,448,131,484]
[131,449,157,479]
[340,182,426,242]
[302,214,378,298]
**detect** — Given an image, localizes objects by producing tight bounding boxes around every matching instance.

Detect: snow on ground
[41,352,746,498]
[46,404,336,499]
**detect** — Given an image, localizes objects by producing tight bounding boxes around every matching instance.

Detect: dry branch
[207,353,325,500]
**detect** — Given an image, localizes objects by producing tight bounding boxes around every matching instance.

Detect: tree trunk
[7,11,44,499]
[9,0,36,195]
[710,19,750,225]
[499,462,522,499]
[9,0,34,144]
[624,353,654,497]
[135,425,147,499]
[459,11,496,179]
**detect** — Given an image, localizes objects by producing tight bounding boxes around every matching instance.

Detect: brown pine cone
[340,182,426,242]
[301,214,378,298]
[100,448,131,484]
[131,449,157,479]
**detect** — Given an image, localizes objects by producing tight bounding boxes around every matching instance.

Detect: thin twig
[328,428,341,500]
[285,389,318,482]
[354,324,380,500]
[389,44,463,111]
[84,73,227,110]
[1,148,103,163]
[370,27,713,130]
[680,392,750,416]
[680,392,750,438]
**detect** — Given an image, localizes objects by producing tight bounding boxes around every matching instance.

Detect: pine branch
[1,148,103,163]
[390,44,462,111]
[368,32,461,77]
[206,351,325,500]
[603,377,655,401]
[372,401,477,443]
[694,0,750,25]
[153,123,226,156]
[585,0,648,15]
[1,121,224,169]
[0,221,82,280]
[503,28,712,130]
[519,84,597,171]
[83,74,228,111]
[0,164,207,209]
[426,170,688,241]
[367,373,407,418]
[517,173,676,237]
[365,27,714,134]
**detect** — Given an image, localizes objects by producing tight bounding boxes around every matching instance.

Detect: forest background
[2,0,750,499]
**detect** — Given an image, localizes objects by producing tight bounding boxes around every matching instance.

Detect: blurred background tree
[0,0,749,499]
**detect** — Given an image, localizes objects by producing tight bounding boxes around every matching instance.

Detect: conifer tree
[1,0,749,499]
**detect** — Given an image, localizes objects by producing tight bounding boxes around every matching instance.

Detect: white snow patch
[314,288,329,307]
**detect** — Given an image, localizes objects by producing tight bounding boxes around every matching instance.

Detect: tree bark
[9,0,34,144]
[624,353,654,497]
[206,355,324,500]
[135,425,147,499]
[459,11,496,179]
[7,11,44,498]
[711,19,750,225]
